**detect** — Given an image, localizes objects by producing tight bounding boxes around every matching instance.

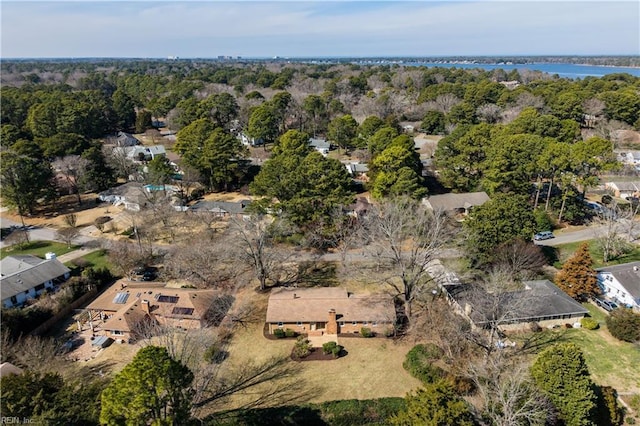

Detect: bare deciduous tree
[230,215,294,291]
[52,155,90,206]
[4,228,30,247]
[362,197,450,321]
[63,213,78,228]
[469,356,552,426]
[107,240,150,278]
[56,226,80,248]
[492,239,546,280]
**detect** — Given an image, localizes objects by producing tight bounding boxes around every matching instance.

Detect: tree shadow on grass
[517,329,570,355]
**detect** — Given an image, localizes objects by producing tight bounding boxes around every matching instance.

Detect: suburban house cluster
[1,254,70,308]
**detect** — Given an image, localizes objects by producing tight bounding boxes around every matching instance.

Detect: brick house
[265,287,395,336]
[86,281,220,343]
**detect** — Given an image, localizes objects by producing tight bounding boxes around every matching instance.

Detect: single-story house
[1,254,71,308]
[309,138,331,155]
[422,191,490,215]
[345,162,369,179]
[113,145,167,163]
[604,181,640,199]
[98,182,147,211]
[114,131,140,147]
[597,262,640,310]
[0,362,24,377]
[443,279,589,331]
[188,199,252,218]
[86,281,220,343]
[266,287,395,336]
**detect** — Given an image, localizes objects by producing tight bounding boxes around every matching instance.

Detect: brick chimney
[326,309,338,334]
[141,300,151,314]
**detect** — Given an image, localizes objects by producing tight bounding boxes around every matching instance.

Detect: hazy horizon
[2,1,639,58]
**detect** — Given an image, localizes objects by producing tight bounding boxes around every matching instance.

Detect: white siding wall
[598,272,637,308]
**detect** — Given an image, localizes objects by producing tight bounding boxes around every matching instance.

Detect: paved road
[0,216,98,249]
[534,226,606,247]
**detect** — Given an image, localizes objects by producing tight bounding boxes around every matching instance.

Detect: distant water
[403,62,640,79]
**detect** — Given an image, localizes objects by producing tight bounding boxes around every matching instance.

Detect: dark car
[594,298,618,312]
[142,271,156,281]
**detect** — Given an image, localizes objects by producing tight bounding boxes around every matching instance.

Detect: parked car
[594,298,618,312]
[534,231,554,241]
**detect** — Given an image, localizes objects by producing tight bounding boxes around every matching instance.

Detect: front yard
[564,304,640,393]
[219,294,421,411]
[0,240,78,259]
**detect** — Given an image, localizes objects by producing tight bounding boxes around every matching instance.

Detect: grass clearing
[0,240,78,259]
[553,240,640,268]
[563,304,640,392]
[77,249,112,271]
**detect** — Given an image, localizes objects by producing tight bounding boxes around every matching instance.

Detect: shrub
[595,385,623,426]
[322,341,343,358]
[204,344,226,364]
[403,344,446,385]
[581,317,600,330]
[293,336,312,359]
[360,327,373,338]
[607,308,640,342]
[273,328,285,338]
[529,322,542,332]
[447,374,476,396]
[629,394,640,412]
[323,341,338,354]
[284,328,297,338]
[627,418,636,425]
[384,326,395,337]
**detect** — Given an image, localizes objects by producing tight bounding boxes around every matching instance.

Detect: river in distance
[403,61,640,79]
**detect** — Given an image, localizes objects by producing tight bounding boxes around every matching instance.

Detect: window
[277,322,283,328]
[35,284,45,291]
[112,330,123,336]
[296,321,302,326]
[339,321,345,326]
[372,321,378,327]
[352,321,357,326]
[10,296,17,305]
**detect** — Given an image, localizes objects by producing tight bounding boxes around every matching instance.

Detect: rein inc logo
[1,419,34,424]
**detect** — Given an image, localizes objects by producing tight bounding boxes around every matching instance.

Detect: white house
[309,138,331,156]
[239,133,264,147]
[1,254,71,308]
[112,145,167,163]
[597,262,640,310]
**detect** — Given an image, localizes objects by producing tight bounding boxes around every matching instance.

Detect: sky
[1,1,639,58]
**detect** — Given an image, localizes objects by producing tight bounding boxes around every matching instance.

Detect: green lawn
[565,304,640,392]
[77,249,112,271]
[0,240,78,260]
[553,240,640,268]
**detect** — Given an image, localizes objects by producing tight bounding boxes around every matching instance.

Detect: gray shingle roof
[423,192,490,212]
[444,279,588,325]
[1,255,70,300]
[188,200,251,215]
[597,262,640,301]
